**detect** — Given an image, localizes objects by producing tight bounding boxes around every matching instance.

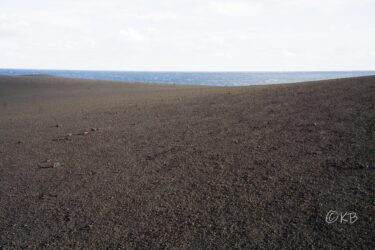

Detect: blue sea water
[0,69,374,86]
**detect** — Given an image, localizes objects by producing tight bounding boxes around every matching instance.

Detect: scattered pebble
[89,170,97,175]
[81,224,94,231]
[91,128,98,132]
[38,159,62,169]
[55,124,62,128]
[53,162,61,168]
[39,193,58,199]
[52,136,71,142]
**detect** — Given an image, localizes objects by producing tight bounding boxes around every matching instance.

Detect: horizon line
[1,68,375,73]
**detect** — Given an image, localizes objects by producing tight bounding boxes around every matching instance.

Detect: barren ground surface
[0,75,374,249]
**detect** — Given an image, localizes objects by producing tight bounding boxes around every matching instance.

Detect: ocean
[0,69,374,86]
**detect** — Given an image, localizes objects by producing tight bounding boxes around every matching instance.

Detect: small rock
[55,124,62,128]
[67,133,73,137]
[17,140,23,144]
[52,136,71,142]
[81,224,94,230]
[83,131,89,135]
[89,170,97,175]
[90,128,98,132]
[39,159,61,169]
[53,162,61,168]
[39,163,53,169]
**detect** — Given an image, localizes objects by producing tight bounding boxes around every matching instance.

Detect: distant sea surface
[1,69,374,86]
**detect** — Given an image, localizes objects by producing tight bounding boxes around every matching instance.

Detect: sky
[0,0,374,71]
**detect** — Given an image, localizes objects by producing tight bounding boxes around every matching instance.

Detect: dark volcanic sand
[0,75,374,249]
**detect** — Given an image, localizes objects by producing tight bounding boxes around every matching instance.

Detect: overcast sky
[1,0,374,71]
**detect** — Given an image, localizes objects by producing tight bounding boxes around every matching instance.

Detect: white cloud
[206,1,253,16]
[0,13,30,37]
[119,28,146,42]
[0,0,374,70]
